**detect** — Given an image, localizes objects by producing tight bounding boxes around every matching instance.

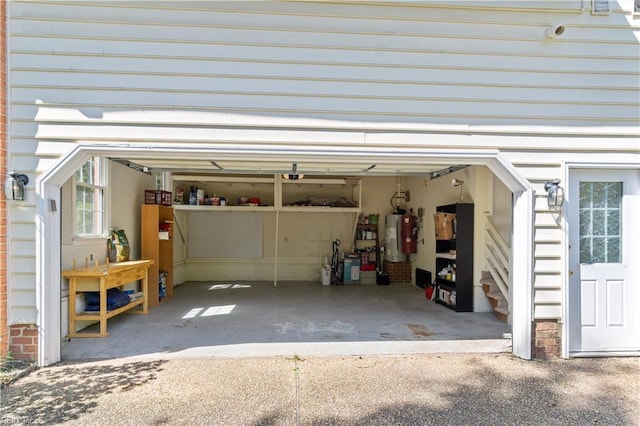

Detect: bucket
[369,214,379,225]
[321,266,331,285]
[425,285,435,300]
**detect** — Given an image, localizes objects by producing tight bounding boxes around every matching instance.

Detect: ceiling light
[283,163,304,180]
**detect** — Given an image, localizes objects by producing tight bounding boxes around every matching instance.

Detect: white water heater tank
[385,214,406,262]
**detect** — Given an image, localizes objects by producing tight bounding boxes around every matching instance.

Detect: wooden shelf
[74,298,145,321]
[141,204,174,306]
[436,252,456,260]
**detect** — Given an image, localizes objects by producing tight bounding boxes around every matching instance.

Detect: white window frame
[72,157,109,239]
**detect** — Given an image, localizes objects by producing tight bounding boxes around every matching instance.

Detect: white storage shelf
[172,174,361,213]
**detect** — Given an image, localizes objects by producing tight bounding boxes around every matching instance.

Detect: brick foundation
[532,319,561,359]
[382,260,412,284]
[9,324,39,361]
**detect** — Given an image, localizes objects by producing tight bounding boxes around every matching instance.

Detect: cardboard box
[434,212,456,240]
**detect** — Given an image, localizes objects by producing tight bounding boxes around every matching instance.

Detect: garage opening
[56,155,517,360]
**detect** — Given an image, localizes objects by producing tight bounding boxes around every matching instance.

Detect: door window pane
[579,182,622,264]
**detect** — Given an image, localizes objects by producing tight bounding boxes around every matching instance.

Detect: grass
[0,355,36,387]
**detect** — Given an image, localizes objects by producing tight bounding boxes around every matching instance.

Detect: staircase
[483,216,510,324]
[481,271,509,323]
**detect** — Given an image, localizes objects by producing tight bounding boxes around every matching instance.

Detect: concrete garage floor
[62,281,512,360]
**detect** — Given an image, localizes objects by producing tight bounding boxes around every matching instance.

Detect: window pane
[578,181,622,264]
[579,183,591,209]
[592,237,606,263]
[607,237,621,263]
[580,236,591,264]
[75,158,105,236]
[606,209,620,235]
[592,209,605,235]
[579,210,591,235]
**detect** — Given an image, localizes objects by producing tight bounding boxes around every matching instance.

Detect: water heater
[385,214,406,262]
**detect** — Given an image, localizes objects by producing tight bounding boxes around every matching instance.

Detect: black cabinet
[434,203,474,312]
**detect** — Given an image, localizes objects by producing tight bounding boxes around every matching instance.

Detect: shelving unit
[169,174,361,286]
[141,204,174,306]
[171,174,361,213]
[434,203,474,312]
[354,220,380,271]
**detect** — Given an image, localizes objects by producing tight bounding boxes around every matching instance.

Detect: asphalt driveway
[2,354,638,425]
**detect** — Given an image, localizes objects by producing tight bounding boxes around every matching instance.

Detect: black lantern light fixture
[5,171,29,201]
[544,179,565,208]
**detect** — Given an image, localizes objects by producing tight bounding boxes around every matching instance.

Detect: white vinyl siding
[10,1,639,128]
[513,164,565,319]
[7,1,640,324]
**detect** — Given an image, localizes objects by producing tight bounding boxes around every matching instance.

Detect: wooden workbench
[62,260,153,338]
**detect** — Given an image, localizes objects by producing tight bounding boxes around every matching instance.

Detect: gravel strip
[1,354,638,425]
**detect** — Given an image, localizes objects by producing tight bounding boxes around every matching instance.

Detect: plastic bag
[108,229,130,263]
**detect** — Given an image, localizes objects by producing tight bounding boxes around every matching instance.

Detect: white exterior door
[568,169,640,354]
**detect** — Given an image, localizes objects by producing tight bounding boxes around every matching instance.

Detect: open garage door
[36,142,533,365]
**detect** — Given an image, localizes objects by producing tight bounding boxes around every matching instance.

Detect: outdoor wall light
[5,170,29,201]
[544,179,565,208]
[545,24,566,39]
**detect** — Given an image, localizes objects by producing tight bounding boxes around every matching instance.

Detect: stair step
[481,270,493,281]
[495,306,509,315]
[487,291,506,302]
[494,307,509,323]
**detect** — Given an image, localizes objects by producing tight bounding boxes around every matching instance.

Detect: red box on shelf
[145,190,172,206]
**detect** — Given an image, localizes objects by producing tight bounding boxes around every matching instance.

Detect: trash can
[321,266,331,285]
